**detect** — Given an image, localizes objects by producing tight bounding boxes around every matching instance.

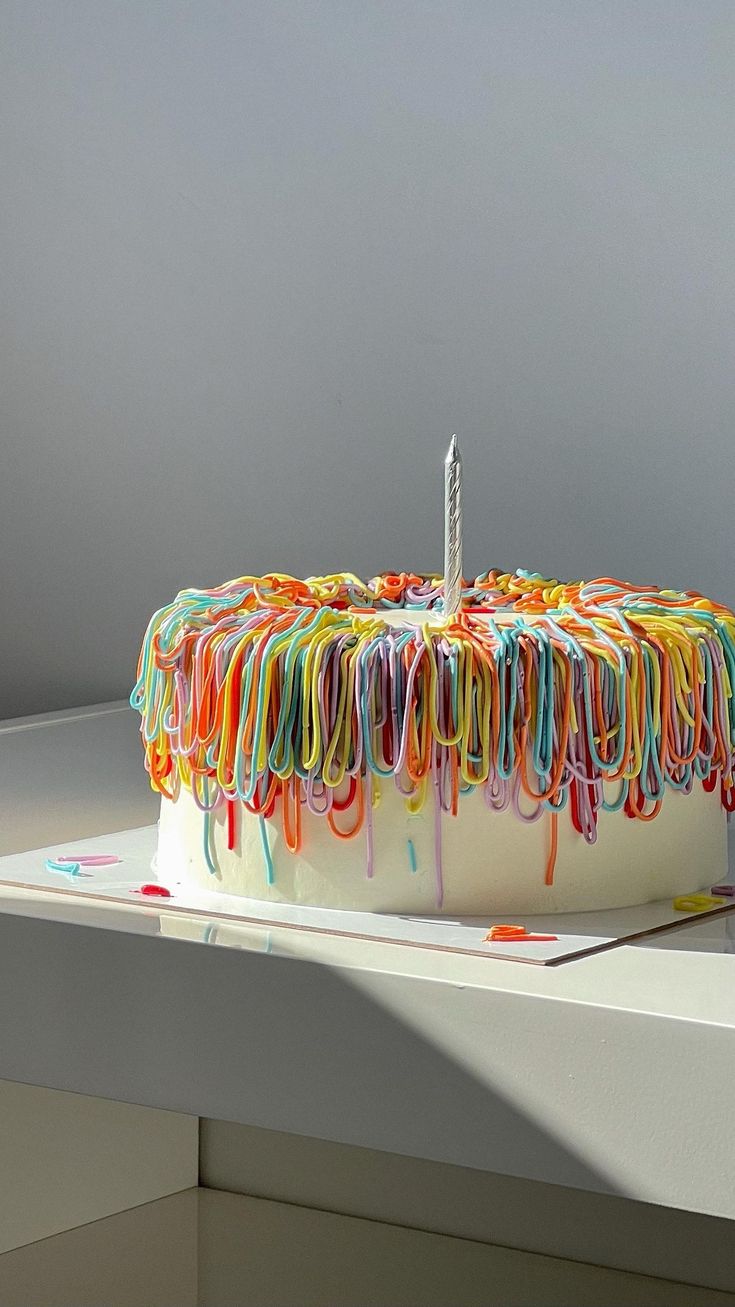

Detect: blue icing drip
[202,808,218,875]
[259,816,275,886]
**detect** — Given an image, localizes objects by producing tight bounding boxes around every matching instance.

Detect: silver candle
[443,433,463,615]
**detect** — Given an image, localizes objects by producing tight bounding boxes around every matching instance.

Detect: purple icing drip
[366,772,374,879]
[432,755,444,910]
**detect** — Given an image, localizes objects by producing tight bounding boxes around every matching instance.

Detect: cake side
[132,571,735,913]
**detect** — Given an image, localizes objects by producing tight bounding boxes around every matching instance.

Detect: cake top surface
[131,571,735,891]
[131,572,735,651]
[131,568,734,625]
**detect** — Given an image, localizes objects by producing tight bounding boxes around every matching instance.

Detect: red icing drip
[226,799,237,851]
[333,775,357,812]
[722,782,735,813]
[570,779,583,832]
[138,883,171,898]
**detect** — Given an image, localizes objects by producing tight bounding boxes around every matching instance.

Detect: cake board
[0,825,733,966]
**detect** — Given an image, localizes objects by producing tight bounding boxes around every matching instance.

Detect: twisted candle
[443,434,463,615]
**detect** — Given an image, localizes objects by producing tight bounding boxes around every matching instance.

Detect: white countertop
[1,702,734,1221]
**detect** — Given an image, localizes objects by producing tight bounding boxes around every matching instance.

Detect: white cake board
[0,826,733,966]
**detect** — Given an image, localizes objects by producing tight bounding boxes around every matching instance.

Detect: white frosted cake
[132,571,734,914]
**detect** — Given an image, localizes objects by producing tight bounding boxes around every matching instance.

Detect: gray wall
[1,2,733,718]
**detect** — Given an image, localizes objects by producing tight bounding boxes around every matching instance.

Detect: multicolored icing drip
[131,571,735,899]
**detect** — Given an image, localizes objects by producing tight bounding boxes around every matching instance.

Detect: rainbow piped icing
[132,571,735,897]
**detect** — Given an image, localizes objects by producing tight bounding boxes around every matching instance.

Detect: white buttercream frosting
[157,780,725,915]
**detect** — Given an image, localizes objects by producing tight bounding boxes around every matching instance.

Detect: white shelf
[1,702,734,1222]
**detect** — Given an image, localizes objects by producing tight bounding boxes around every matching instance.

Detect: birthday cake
[132,570,734,914]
